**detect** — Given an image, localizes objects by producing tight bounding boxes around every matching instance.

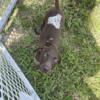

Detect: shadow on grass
[4,0,100,100]
[61,0,100,100]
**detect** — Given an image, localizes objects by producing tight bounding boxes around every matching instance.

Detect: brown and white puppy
[35,0,64,72]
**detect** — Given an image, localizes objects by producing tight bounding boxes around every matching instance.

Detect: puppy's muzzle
[40,63,52,73]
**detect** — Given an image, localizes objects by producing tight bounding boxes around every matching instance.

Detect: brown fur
[35,0,64,72]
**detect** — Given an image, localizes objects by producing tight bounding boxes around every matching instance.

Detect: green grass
[2,0,100,100]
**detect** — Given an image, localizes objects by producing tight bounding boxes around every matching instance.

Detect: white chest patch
[47,14,62,29]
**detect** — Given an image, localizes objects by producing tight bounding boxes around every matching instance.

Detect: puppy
[35,0,64,72]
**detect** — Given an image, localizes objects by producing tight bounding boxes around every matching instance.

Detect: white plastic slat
[0,0,17,32]
[0,42,40,100]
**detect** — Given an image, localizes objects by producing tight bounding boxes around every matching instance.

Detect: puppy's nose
[40,65,51,73]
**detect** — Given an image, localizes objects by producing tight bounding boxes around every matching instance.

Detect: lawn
[2,0,100,100]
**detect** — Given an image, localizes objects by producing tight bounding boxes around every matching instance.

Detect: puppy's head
[36,45,59,72]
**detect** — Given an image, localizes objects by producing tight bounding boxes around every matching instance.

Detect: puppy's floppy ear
[35,48,42,62]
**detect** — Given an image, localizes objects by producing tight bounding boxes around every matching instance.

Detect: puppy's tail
[55,0,60,9]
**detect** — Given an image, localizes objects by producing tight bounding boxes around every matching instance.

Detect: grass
[1,0,100,100]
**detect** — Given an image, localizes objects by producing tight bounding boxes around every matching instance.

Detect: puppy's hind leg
[34,26,42,35]
[34,20,45,35]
